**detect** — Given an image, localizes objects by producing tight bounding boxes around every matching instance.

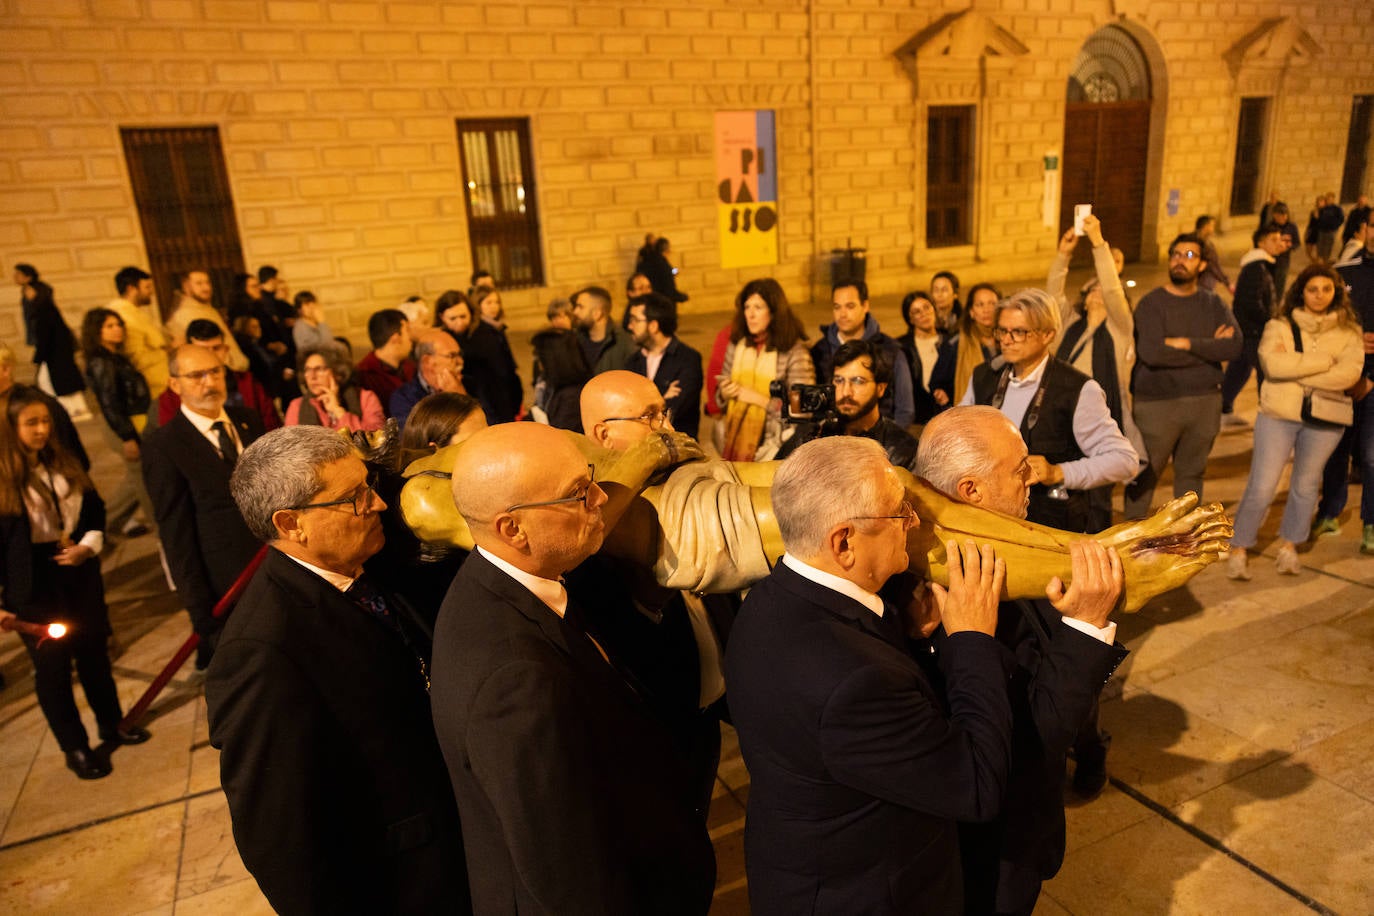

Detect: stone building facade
[2,0,1371,348]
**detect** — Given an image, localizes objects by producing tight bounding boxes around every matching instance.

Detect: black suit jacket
[0,488,104,624]
[140,407,263,621]
[723,561,1015,916]
[626,336,704,441]
[430,551,715,916]
[205,549,469,915]
[958,600,1128,913]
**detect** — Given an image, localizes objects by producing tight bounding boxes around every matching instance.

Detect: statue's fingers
[1157,492,1200,523]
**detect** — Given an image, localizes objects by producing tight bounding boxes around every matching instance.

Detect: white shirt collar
[280,550,358,593]
[782,553,886,617]
[1009,352,1051,386]
[477,546,568,617]
[181,403,234,437]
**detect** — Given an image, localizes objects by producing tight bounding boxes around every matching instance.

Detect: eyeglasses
[853,500,918,532]
[993,327,1041,342]
[505,465,599,513]
[174,366,225,383]
[302,365,333,375]
[1168,250,1201,261]
[290,472,380,516]
[832,375,875,388]
[602,407,672,430]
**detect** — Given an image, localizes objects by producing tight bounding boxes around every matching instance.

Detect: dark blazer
[0,487,104,625]
[626,336,704,441]
[140,406,263,623]
[723,561,1015,916]
[205,549,469,915]
[958,600,1128,914]
[430,550,715,916]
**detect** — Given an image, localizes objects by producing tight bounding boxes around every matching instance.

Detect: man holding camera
[775,339,918,469]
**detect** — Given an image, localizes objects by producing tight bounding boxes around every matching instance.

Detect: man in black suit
[725,436,1015,916]
[625,292,704,440]
[141,344,263,668]
[915,405,1128,915]
[431,422,715,915]
[205,426,468,915]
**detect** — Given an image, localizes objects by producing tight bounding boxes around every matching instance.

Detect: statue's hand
[1098,493,1232,612]
[601,431,703,491]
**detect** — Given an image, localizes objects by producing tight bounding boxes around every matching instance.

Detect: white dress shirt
[181,404,243,460]
[477,546,569,617]
[781,553,886,617]
[281,551,357,593]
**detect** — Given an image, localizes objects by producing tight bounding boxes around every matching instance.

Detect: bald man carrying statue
[401,378,1231,611]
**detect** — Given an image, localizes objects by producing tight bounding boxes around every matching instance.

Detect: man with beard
[572,284,637,375]
[1124,233,1242,519]
[165,269,250,372]
[811,278,915,425]
[625,292,704,441]
[776,339,918,469]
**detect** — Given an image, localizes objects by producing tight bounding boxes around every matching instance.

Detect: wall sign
[715,110,778,269]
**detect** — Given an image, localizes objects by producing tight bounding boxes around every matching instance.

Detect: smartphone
[1073,204,1092,236]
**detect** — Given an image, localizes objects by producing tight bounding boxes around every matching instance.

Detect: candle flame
[46,623,67,639]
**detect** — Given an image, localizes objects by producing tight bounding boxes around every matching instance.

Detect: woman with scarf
[714,278,813,460]
[950,281,1001,405]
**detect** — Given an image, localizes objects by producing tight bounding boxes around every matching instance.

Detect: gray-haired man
[204,426,469,915]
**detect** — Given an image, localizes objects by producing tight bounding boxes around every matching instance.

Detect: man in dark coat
[625,293,704,441]
[205,426,469,915]
[430,423,715,915]
[915,406,1128,915]
[725,435,1015,916]
[141,344,263,667]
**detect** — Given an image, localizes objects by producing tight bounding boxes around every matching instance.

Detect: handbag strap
[1287,316,1303,353]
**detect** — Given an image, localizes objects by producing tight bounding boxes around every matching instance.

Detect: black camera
[769,380,837,423]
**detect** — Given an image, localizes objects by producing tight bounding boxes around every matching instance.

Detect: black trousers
[21,545,122,752]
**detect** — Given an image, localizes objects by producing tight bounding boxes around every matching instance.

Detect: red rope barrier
[118,544,269,731]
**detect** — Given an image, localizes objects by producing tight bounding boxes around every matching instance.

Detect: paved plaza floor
[1,242,1370,914]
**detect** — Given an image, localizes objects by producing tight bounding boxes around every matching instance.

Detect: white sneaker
[1226,549,1250,581]
[1221,413,1250,430]
[1275,544,1301,575]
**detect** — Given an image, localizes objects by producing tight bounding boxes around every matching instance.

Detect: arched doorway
[1060,26,1153,263]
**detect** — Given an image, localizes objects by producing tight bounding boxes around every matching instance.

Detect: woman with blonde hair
[714,278,813,460]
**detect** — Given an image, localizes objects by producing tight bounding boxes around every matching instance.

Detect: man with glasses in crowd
[961,289,1137,533]
[142,344,265,669]
[625,292,703,441]
[430,422,716,915]
[1124,232,1242,519]
[389,327,466,427]
[206,426,469,915]
[777,339,919,469]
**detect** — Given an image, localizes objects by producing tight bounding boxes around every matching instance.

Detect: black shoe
[1072,758,1108,800]
[65,747,112,780]
[195,643,214,672]
[100,725,152,745]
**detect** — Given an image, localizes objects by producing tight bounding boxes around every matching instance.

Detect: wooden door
[1060,101,1151,263]
[121,127,245,320]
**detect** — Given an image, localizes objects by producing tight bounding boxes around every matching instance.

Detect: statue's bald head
[451,422,607,577]
[580,370,671,451]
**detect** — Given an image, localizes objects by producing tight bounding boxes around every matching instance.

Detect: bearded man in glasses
[205,426,470,915]
[1124,232,1242,518]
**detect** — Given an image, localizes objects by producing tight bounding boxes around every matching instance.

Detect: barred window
[456,118,544,288]
[926,106,974,248]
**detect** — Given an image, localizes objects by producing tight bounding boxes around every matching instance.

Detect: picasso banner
[715,110,778,269]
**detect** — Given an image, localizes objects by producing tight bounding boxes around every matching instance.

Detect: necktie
[212,420,238,467]
[347,574,392,623]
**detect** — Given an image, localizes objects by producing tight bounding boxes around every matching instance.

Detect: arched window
[1067,26,1151,103]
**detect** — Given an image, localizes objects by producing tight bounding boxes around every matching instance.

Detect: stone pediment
[894,9,1029,67]
[1224,17,1322,78]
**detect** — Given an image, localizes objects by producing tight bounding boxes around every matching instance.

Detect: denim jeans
[1231,413,1346,548]
[1316,388,1374,524]
[1220,334,1264,415]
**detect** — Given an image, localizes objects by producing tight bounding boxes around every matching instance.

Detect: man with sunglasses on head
[142,343,265,669]
[431,422,715,916]
[1124,232,1242,519]
[206,426,469,916]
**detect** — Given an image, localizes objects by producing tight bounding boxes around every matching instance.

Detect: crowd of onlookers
[2,196,1370,912]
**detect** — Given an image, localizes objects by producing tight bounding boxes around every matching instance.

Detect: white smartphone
[1073,204,1092,236]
